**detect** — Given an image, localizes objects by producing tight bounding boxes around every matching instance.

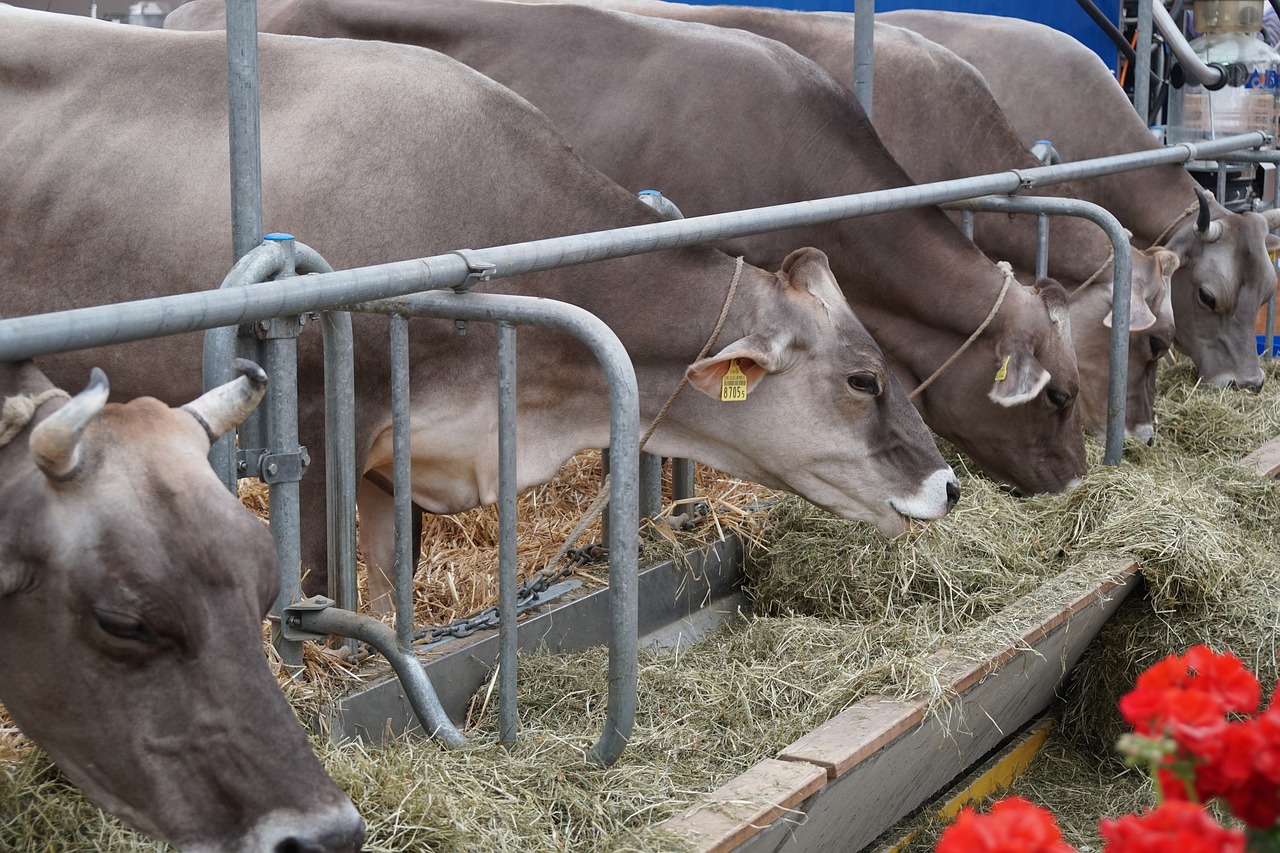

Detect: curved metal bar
[942,195,1132,465]
[290,602,468,749]
[353,290,639,767]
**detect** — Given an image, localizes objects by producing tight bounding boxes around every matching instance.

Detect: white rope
[0,389,71,449]
[910,261,1017,400]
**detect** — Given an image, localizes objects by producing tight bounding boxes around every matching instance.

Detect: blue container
[1257,334,1280,356]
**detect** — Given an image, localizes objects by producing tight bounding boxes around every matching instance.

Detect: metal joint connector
[280,595,335,641]
[237,446,311,483]
[1007,169,1036,193]
[449,248,498,294]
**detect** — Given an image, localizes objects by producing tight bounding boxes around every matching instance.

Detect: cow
[879,9,1280,392]
[508,0,1180,444]
[1,7,957,608]
[0,357,365,851]
[165,0,1090,501]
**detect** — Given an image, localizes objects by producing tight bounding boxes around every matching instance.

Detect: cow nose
[945,479,961,508]
[1231,375,1266,393]
[273,820,365,853]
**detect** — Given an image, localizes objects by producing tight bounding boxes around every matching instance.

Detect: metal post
[224,0,263,264]
[853,0,874,120]
[1134,0,1153,125]
[389,314,415,653]
[497,322,519,744]
[1036,214,1050,279]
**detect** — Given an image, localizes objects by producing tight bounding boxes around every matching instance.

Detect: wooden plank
[1242,435,1280,479]
[661,758,827,853]
[658,559,1141,853]
[872,716,1056,853]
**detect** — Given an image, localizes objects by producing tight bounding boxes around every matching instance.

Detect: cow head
[1167,186,1280,391]
[1071,247,1179,443]
[908,274,1087,495]
[0,360,364,852]
[672,247,959,535]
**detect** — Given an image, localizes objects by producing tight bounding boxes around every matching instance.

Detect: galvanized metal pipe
[497,322,519,745]
[354,290,639,766]
[390,314,414,653]
[5,133,1267,362]
[1036,214,1050,280]
[290,603,467,749]
[853,0,875,120]
[224,0,263,263]
[1152,0,1227,89]
[1134,0,1154,127]
[944,195,1133,465]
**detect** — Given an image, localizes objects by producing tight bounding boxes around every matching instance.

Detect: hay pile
[5,359,1280,851]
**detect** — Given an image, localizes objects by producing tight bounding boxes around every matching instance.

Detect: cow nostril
[945,480,961,508]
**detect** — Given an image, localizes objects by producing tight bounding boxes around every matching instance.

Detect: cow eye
[94,609,157,645]
[1045,387,1071,410]
[847,372,880,396]
[1198,287,1218,311]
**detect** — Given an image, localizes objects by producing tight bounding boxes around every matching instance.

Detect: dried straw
[7,359,1280,851]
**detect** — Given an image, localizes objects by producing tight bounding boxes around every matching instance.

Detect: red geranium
[1099,801,1246,853]
[936,797,1078,853]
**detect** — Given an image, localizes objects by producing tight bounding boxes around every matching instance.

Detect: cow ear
[686,338,777,400]
[776,246,842,303]
[1104,298,1158,332]
[987,342,1051,407]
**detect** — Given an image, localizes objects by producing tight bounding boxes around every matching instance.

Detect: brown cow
[518,0,1180,443]
[0,358,364,851]
[165,0,1090,497]
[881,9,1280,392]
[1,8,957,606]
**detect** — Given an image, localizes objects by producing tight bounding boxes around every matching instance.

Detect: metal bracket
[1007,168,1037,193]
[237,446,311,483]
[449,248,498,293]
[253,312,313,340]
[280,595,336,642]
[447,249,498,335]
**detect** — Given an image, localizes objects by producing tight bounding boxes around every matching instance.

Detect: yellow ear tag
[994,354,1011,382]
[720,359,749,402]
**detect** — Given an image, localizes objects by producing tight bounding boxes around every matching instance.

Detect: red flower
[936,797,1078,853]
[1099,801,1245,853]
[1118,647,1259,748]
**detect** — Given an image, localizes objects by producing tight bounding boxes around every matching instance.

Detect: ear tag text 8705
[721,359,749,402]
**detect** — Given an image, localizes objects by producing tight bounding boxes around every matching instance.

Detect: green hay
[8,358,1280,851]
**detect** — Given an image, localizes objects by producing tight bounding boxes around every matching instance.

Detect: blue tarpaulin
[678,1,1124,71]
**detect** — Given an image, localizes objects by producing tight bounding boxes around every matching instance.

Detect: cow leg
[355,474,426,615]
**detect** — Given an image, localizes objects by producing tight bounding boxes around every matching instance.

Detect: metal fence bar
[1035,214,1050,280]
[944,195,1133,465]
[497,322,519,745]
[224,0,262,264]
[5,133,1268,363]
[390,314,415,654]
[853,0,875,120]
[352,290,640,767]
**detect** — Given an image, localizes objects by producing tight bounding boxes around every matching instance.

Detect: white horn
[181,359,268,441]
[30,368,109,481]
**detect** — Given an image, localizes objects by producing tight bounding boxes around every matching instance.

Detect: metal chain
[411,544,606,646]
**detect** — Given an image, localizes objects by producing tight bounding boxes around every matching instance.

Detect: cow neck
[910,260,1016,399]
[544,254,744,571]
[0,389,70,448]
[1151,197,1204,249]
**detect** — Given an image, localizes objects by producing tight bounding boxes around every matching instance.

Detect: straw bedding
[4,357,1280,851]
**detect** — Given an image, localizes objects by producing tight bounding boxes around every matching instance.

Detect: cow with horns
[0,358,365,851]
[881,9,1280,391]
